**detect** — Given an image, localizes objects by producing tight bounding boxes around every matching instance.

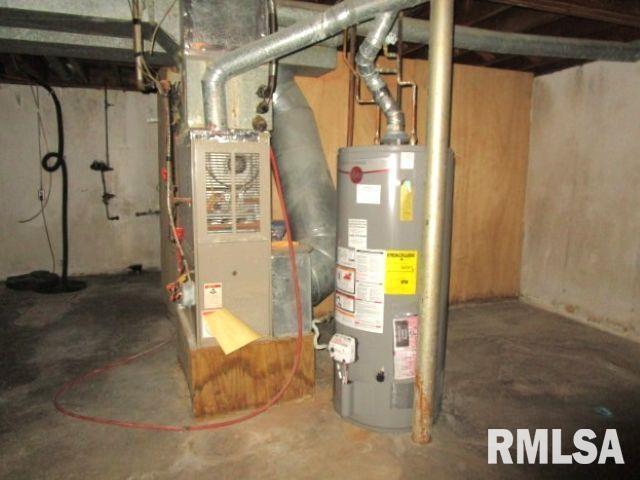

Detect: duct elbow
[202,65,228,130]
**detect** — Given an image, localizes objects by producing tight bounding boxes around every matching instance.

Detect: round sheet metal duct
[272,68,336,306]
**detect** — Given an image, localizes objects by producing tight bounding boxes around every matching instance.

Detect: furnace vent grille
[204,151,261,234]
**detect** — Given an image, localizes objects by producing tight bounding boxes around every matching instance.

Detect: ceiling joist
[487,0,640,28]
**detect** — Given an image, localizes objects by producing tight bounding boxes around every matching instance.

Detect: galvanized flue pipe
[201,0,425,130]
[356,10,408,145]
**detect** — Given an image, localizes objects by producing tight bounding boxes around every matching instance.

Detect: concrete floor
[1,272,638,479]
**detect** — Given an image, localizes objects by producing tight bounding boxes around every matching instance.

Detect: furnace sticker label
[203,282,223,309]
[337,246,356,268]
[393,314,418,380]
[385,250,418,295]
[336,265,356,294]
[353,249,386,334]
[347,218,368,250]
[335,291,355,313]
[356,184,381,205]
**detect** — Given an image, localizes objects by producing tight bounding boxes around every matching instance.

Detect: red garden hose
[53,147,304,432]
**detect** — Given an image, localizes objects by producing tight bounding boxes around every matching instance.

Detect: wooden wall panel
[447,64,532,302]
[274,55,532,306]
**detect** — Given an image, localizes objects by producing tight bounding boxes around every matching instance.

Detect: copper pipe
[396,13,419,144]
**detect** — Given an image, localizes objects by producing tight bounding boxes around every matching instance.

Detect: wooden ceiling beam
[455,0,512,26]
[476,7,563,31]
[486,0,640,28]
[454,7,562,64]
[529,58,587,75]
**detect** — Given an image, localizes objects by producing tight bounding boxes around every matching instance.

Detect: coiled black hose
[32,79,70,285]
[6,76,85,293]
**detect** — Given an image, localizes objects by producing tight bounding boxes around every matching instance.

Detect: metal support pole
[412,0,454,444]
[131,0,145,92]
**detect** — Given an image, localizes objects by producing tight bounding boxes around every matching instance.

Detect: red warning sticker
[336,265,355,294]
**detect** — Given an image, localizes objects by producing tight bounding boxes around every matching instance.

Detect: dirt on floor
[1,272,639,479]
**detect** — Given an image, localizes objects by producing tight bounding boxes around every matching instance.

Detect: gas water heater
[332,145,427,431]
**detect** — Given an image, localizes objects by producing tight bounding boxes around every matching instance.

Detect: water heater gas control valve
[328,334,357,364]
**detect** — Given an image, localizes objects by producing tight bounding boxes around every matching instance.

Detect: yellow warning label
[400,180,413,222]
[385,250,418,295]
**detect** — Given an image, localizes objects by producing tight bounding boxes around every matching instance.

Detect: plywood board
[185,335,315,417]
[274,55,532,308]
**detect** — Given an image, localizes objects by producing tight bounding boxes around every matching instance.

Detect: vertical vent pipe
[356,11,409,144]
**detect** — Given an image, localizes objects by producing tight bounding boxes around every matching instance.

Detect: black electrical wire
[18,87,57,273]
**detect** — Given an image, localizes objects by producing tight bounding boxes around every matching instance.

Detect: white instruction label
[356,281,384,303]
[335,308,356,330]
[353,249,386,334]
[337,246,356,268]
[355,249,386,284]
[356,184,381,205]
[336,265,356,294]
[203,282,222,310]
[353,300,384,333]
[400,151,415,170]
[348,218,368,250]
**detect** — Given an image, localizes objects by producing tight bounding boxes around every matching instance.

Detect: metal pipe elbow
[356,11,409,144]
[202,65,228,130]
